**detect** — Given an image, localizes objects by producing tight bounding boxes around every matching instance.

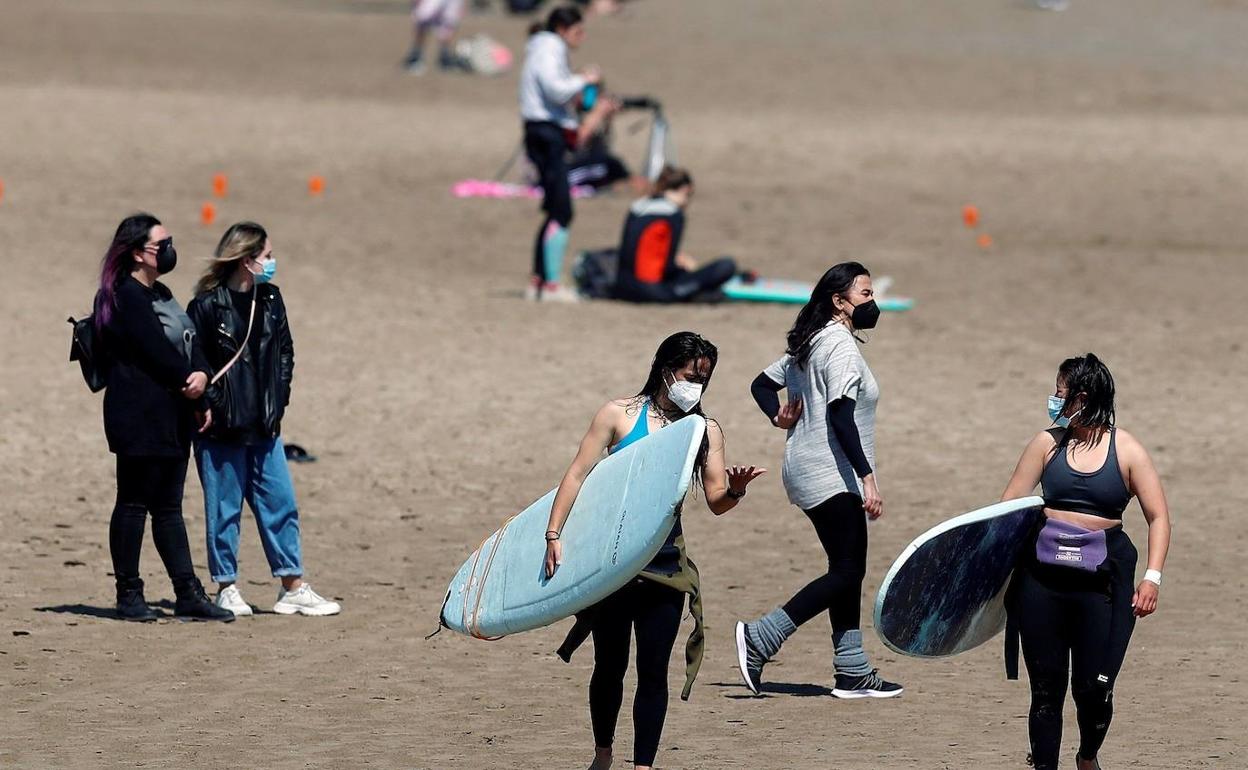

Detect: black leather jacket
[187,284,294,441]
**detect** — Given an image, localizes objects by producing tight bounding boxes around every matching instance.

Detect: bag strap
[209,285,258,386]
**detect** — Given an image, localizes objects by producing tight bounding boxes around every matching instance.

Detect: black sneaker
[174,579,235,622]
[831,669,903,699]
[734,621,767,696]
[402,48,425,75]
[439,50,473,73]
[116,588,158,622]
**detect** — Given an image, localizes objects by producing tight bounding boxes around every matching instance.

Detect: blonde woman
[187,222,340,617]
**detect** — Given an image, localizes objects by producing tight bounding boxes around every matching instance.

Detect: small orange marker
[0,178,5,204]
[212,173,228,199]
[308,175,325,195]
[201,202,216,226]
[977,233,993,249]
[962,204,980,229]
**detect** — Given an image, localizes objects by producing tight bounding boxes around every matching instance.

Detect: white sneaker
[523,280,541,301]
[216,584,253,617]
[538,283,581,303]
[273,584,341,616]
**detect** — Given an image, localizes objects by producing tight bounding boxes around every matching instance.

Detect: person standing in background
[518,4,601,302]
[402,0,472,74]
[93,213,235,623]
[188,222,341,618]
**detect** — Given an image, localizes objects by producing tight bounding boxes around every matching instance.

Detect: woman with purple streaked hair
[92,213,233,623]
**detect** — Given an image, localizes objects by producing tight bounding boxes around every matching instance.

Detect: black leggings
[590,578,684,766]
[524,121,573,279]
[781,492,868,632]
[615,258,738,303]
[109,454,197,595]
[1017,531,1138,769]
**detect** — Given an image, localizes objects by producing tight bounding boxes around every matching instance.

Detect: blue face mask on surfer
[1048,395,1081,428]
[252,258,277,284]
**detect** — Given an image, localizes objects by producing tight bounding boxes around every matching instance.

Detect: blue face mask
[253,258,277,284]
[1048,394,1080,428]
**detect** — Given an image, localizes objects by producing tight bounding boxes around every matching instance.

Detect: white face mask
[664,371,703,413]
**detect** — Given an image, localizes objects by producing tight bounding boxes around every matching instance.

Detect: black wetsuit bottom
[1017,527,1138,769]
[614,258,738,304]
[589,577,684,766]
[780,492,868,632]
[109,454,198,595]
[524,121,573,280]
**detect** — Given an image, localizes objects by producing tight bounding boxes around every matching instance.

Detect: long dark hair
[1056,353,1116,430]
[635,332,719,489]
[95,213,161,332]
[785,261,870,366]
[545,5,583,32]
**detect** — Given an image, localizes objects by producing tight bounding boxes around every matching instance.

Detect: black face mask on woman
[848,298,880,330]
[154,237,177,275]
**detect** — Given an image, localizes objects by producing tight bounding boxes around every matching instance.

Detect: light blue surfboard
[440,415,706,639]
[873,496,1044,658]
[722,276,914,312]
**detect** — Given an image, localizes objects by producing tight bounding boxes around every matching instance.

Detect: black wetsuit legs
[1017,538,1137,770]
[589,578,684,766]
[524,121,573,280]
[780,492,868,632]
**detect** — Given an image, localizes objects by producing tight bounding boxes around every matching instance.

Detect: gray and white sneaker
[831,669,903,699]
[273,584,341,616]
[735,621,768,696]
[216,584,253,617]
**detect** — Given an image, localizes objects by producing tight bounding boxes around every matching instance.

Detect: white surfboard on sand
[440,415,705,639]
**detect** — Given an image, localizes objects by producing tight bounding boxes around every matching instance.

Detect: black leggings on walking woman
[590,578,684,766]
[780,492,868,631]
[109,455,197,592]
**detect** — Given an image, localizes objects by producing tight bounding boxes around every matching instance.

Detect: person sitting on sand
[613,166,737,303]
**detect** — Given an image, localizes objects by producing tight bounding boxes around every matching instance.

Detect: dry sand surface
[1,0,1246,767]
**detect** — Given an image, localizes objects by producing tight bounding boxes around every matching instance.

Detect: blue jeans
[194,436,303,584]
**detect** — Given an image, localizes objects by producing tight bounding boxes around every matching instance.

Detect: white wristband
[1143,569,1162,587]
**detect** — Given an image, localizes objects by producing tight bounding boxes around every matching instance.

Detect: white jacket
[518,31,586,129]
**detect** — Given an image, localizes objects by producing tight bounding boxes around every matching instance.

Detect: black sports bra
[1040,427,1132,519]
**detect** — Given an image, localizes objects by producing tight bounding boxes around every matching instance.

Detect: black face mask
[850,299,880,330]
[154,237,177,274]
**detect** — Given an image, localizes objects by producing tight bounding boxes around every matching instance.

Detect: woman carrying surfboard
[734,261,903,699]
[1000,354,1171,770]
[544,331,765,770]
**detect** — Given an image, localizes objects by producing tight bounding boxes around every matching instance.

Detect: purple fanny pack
[1035,518,1108,572]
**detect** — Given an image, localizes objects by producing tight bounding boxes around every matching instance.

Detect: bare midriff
[1045,507,1122,531]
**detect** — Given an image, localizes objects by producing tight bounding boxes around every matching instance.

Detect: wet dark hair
[651,165,693,196]
[1056,353,1115,430]
[546,5,583,33]
[95,213,162,333]
[785,261,870,366]
[635,331,719,489]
